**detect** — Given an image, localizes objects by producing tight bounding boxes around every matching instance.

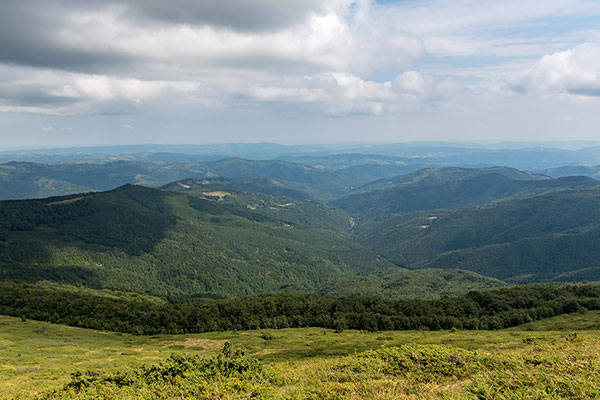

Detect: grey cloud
[2,0,330,34]
[0,83,79,106]
[0,0,350,75]
[570,87,600,97]
[0,2,134,72]
[120,0,331,31]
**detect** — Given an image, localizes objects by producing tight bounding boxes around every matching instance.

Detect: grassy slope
[1,314,599,399]
[510,310,600,331]
[317,268,506,299]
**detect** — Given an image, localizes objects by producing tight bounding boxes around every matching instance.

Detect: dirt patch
[15,366,41,372]
[255,348,280,356]
[160,338,226,351]
[177,182,191,189]
[45,197,83,206]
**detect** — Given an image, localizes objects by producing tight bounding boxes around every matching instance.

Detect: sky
[1,0,600,148]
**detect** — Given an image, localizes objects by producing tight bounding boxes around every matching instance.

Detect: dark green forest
[0,184,399,299]
[355,188,600,282]
[2,170,600,300]
[1,281,598,334]
[333,169,598,217]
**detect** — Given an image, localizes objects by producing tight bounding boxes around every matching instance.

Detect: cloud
[508,43,600,97]
[1,0,600,120]
[0,0,427,116]
[121,124,134,129]
[121,0,342,31]
[0,64,199,115]
[0,0,421,76]
[41,127,55,131]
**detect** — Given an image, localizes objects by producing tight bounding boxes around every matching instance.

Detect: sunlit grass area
[2,312,600,398]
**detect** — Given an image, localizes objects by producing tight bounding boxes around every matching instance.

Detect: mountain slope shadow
[0,184,182,259]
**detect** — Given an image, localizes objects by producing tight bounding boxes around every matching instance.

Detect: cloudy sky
[1,0,600,148]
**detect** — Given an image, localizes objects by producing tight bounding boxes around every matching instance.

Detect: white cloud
[508,43,600,97]
[0,64,200,115]
[121,124,134,129]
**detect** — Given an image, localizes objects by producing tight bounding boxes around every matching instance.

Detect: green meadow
[2,311,600,399]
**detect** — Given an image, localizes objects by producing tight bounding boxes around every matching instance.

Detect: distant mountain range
[0,158,426,201]
[1,142,600,203]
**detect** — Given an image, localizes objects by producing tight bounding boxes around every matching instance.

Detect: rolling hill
[539,164,600,180]
[0,158,411,201]
[2,162,600,300]
[333,167,599,217]
[355,188,600,283]
[161,177,324,202]
[0,184,396,299]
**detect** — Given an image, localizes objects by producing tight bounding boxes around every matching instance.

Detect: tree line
[1,281,599,335]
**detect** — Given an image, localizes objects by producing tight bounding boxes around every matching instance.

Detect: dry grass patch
[161,337,226,351]
[202,191,231,200]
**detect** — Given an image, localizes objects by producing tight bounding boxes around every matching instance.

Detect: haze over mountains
[3,142,600,201]
[1,142,600,301]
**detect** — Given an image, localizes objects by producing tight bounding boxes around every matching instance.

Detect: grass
[509,310,600,331]
[1,313,600,398]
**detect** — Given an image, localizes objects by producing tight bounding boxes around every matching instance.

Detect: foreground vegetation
[2,313,600,399]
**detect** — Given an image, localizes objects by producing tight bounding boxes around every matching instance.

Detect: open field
[2,312,600,399]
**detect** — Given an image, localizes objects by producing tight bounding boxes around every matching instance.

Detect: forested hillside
[540,164,600,179]
[356,188,600,282]
[0,157,422,201]
[333,167,599,217]
[1,163,600,300]
[0,184,394,298]
[161,177,320,201]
